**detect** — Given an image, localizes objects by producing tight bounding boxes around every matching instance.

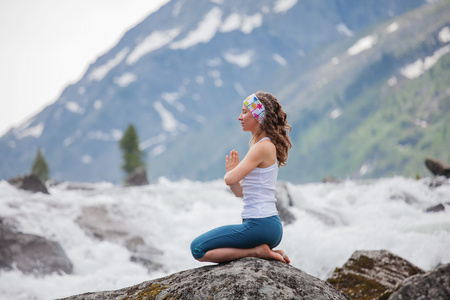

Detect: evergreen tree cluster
[31,148,49,182]
[25,125,148,185]
[119,124,148,185]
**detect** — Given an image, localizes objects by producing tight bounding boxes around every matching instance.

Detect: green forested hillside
[279,0,450,182]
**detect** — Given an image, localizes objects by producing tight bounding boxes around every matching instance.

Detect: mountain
[277,0,450,181]
[1,0,448,184]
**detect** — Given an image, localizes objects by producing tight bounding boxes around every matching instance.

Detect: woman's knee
[190,238,205,260]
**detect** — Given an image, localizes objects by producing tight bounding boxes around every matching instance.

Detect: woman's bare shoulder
[251,139,276,166]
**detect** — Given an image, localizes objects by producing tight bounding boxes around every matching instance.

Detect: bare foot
[254,244,286,263]
[274,249,290,264]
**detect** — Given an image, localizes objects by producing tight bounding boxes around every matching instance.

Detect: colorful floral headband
[244,94,266,124]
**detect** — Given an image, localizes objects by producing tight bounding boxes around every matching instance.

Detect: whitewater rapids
[0,176,449,300]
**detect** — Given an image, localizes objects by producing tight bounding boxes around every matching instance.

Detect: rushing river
[1,176,449,300]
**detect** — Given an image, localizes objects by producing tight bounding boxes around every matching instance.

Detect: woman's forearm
[229,181,243,197]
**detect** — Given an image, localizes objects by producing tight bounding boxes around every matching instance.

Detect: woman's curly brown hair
[252,91,292,167]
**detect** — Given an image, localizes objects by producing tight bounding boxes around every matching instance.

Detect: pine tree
[119,124,146,176]
[31,148,49,182]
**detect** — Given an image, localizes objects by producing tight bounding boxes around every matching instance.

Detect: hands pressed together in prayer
[226,150,239,173]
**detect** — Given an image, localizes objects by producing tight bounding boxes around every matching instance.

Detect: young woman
[190,91,292,264]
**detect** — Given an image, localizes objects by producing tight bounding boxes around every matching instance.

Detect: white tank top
[241,137,279,219]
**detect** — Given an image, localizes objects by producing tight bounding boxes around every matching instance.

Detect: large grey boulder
[327,250,424,300]
[60,257,350,300]
[389,262,450,300]
[0,219,73,275]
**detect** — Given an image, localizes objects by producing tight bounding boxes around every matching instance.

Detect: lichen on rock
[327,250,424,300]
[59,257,350,300]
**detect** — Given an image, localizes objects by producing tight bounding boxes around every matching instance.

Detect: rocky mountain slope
[2,0,449,183]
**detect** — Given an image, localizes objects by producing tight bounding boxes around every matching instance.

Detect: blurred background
[1,1,450,299]
[1,0,449,184]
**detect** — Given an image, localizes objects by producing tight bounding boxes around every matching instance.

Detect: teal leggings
[190,215,283,259]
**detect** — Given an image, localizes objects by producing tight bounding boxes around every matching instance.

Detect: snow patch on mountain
[206,57,222,67]
[114,72,137,87]
[330,109,342,120]
[87,129,122,142]
[336,23,354,37]
[223,49,254,68]
[386,22,399,34]
[154,101,183,132]
[234,82,246,97]
[220,13,262,34]
[63,130,82,147]
[66,102,85,114]
[241,14,263,34]
[140,133,167,150]
[273,0,298,14]
[161,92,185,112]
[387,76,398,86]
[14,122,44,139]
[78,86,86,95]
[220,13,241,32]
[94,100,103,110]
[150,144,167,158]
[400,45,450,79]
[170,7,223,49]
[359,161,375,176]
[208,69,223,87]
[127,29,181,64]
[439,26,450,43]
[195,76,204,84]
[272,53,287,66]
[348,34,378,56]
[88,48,130,81]
[208,70,223,87]
[81,155,93,164]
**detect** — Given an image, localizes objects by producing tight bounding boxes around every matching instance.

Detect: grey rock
[59,257,350,300]
[425,176,450,188]
[130,246,164,271]
[126,236,164,271]
[7,174,49,194]
[425,203,446,213]
[76,206,129,241]
[0,219,73,275]
[388,262,450,300]
[425,157,450,178]
[327,250,425,300]
[125,168,149,186]
[322,175,341,184]
[275,181,296,225]
[389,191,419,205]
